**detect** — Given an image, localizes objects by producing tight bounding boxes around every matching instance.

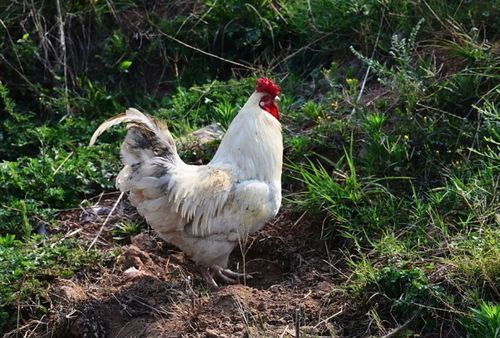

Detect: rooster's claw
[201,265,252,287]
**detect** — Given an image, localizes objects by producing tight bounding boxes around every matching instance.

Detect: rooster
[90,78,283,287]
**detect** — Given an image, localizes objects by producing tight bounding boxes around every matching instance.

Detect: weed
[462,302,500,338]
[471,100,500,162]
[112,222,143,243]
[0,234,102,332]
[155,78,255,134]
[0,81,17,117]
[302,101,323,120]
[351,18,428,112]
[449,228,500,299]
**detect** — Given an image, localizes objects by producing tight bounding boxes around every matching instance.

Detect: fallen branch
[154,24,259,72]
[380,312,419,338]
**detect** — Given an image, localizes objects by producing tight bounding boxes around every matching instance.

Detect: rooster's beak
[275,96,280,102]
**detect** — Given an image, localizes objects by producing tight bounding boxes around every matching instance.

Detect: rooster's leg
[200,267,219,288]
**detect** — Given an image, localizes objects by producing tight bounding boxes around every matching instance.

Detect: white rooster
[90,78,283,286]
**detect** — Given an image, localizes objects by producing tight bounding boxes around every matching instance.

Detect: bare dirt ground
[25,194,359,338]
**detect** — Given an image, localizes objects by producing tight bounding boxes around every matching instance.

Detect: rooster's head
[256,77,281,120]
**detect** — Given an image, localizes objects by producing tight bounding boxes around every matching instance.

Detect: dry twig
[87,192,124,250]
[380,312,419,338]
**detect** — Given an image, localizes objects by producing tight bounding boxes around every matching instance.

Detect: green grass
[283,4,499,335]
[0,0,499,335]
[462,302,500,338]
[0,234,104,333]
[112,221,144,243]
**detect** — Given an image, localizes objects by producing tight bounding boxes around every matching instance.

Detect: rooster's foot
[201,265,252,287]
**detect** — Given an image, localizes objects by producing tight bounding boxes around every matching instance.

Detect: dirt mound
[21,199,345,337]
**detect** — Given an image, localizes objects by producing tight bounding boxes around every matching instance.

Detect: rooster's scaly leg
[200,267,218,288]
[212,265,252,284]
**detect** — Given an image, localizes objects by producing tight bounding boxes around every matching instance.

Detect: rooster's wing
[118,161,276,239]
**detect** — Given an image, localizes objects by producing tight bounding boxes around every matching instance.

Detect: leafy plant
[462,302,500,338]
[302,100,323,120]
[374,266,443,316]
[0,146,119,235]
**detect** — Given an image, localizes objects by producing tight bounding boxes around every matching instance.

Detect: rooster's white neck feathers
[210,91,283,183]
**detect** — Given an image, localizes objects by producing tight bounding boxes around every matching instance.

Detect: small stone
[123,267,142,279]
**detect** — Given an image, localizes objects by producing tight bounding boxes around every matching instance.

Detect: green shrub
[0,146,118,235]
[154,77,256,133]
[373,266,444,316]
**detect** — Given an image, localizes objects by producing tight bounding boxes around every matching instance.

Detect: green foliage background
[0,0,498,335]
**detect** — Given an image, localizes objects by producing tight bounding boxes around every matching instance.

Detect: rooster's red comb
[256,77,281,96]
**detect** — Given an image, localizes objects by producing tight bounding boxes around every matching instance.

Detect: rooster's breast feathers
[121,160,278,240]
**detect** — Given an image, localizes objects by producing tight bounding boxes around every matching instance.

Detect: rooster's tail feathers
[89,108,178,165]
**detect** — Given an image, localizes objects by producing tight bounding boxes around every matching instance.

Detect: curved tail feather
[89,108,178,165]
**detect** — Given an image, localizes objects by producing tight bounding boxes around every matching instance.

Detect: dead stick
[351,9,385,116]
[55,0,69,113]
[295,307,300,338]
[87,192,124,250]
